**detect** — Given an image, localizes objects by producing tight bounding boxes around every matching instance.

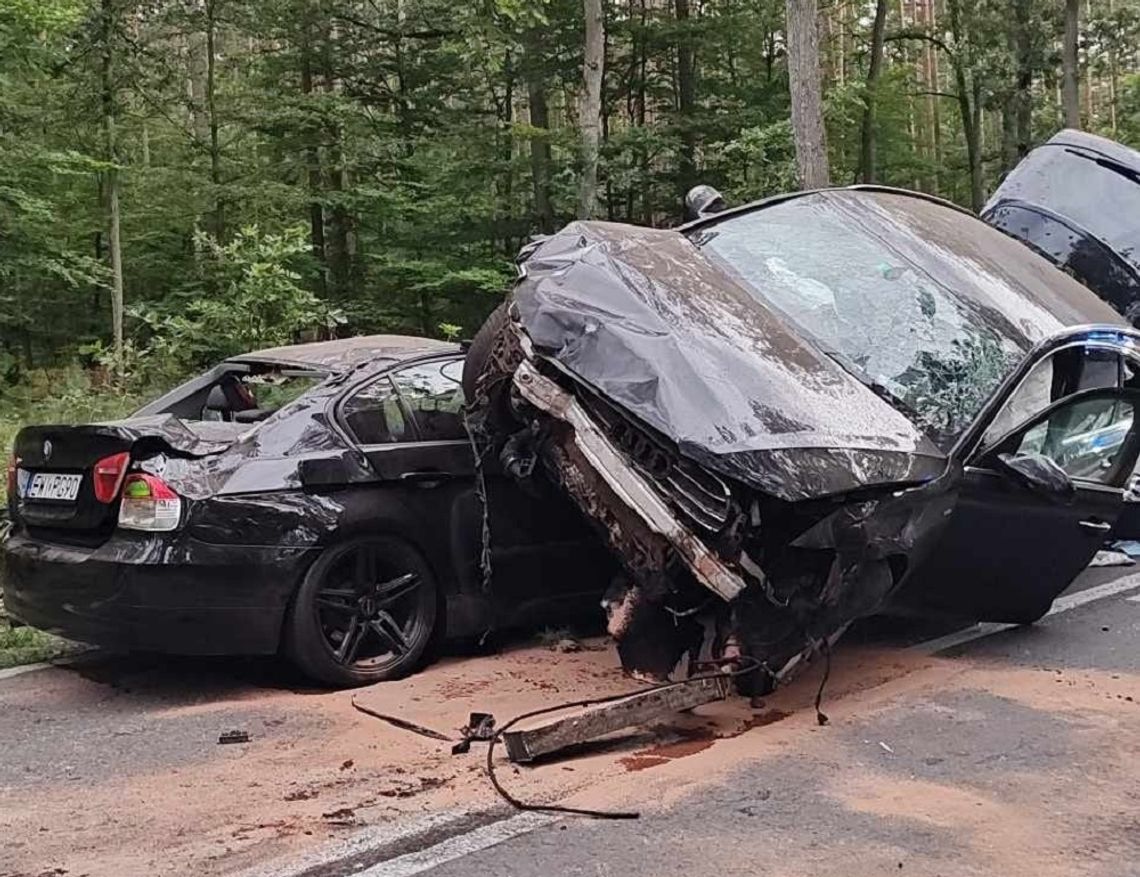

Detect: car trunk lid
[10,415,237,538]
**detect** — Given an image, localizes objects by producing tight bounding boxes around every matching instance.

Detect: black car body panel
[983,129,1140,322]
[3,335,610,660]
[2,530,312,654]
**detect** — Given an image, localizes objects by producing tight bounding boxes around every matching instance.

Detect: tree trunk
[956,76,982,210]
[324,27,353,301]
[785,0,830,189]
[1013,0,1033,159]
[636,0,650,223]
[858,0,888,183]
[947,0,982,210]
[577,0,605,219]
[300,26,326,295]
[205,0,223,240]
[492,48,516,256]
[924,0,942,191]
[100,0,124,371]
[205,0,222,235]
[523,27,554,234]
[1062,0,1080,128]
[674,0,697,196]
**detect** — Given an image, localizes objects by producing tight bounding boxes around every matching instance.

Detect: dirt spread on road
[1,633,1138,877]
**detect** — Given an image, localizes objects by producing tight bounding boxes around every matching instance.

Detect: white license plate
[27,472,83,502]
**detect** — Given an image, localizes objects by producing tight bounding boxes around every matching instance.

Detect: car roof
[228,335,459,372]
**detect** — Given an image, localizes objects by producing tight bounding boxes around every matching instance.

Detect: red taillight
[92,451,131,503]
[118,473,182,531]
[6,454,18,499]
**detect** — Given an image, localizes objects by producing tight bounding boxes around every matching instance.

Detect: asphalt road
[314,567,1140,877]
[2,566,1139,877]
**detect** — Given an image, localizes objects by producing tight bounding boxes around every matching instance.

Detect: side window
[983,346,1121,448]
[391,359,467,442]
[341,377,409,444]
[1011,395,1135,485]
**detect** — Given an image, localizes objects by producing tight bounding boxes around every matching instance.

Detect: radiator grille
[578,390,732,532]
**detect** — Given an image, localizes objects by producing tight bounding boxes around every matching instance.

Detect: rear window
[692,191,1095,448]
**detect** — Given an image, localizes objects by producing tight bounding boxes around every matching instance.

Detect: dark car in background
[984,129,1140,324]
[3,336,608,686]
[465,186,1140,686]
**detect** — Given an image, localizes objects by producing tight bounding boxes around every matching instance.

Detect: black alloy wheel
[284,535,438,687]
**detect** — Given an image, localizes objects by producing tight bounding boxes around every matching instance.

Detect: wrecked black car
[3,336,607,686]
[464,185,1140,688]
[984,129,1140,324]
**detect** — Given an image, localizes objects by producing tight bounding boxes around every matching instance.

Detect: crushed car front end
[466,189,1123,687]
[511,346,960,686]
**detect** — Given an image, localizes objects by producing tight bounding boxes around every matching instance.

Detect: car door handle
[1078,519,1112,532]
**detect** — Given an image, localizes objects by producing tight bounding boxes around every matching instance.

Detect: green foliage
[132,226,341,375]
[0,0,1138,418]
[0,366,155,502]
[0,0,85,34]
[0,620,76,670]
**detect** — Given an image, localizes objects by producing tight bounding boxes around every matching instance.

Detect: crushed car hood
[983,129,1140,321]
[514,220,948,501]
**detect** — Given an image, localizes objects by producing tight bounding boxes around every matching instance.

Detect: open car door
[898,335,1140,624]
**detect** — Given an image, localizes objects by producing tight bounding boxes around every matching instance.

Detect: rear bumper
[1,530,318,655]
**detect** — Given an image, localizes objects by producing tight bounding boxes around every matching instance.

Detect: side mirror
[994,452,1076,503]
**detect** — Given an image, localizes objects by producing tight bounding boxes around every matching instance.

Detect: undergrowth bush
[0,365,159,503]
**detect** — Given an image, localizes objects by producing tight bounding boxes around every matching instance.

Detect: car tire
[462,300,510,403]
[283,535,438,687]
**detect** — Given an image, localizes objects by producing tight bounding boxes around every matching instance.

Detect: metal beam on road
[502,676,731,764]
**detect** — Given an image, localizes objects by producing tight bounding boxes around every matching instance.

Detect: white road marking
[233,810,484,877]
[915,572,1140,654]
[354,813,556,877]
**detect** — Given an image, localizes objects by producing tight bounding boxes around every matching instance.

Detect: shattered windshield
[694,191,1044,448]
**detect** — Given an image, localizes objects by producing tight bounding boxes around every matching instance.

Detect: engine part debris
[451,712,497,755]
